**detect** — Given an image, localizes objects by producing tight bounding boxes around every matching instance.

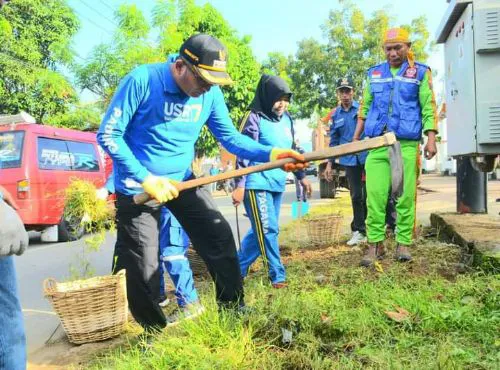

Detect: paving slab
[430,212,500,270]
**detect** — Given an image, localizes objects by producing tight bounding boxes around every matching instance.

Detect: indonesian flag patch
[371,71,382,79]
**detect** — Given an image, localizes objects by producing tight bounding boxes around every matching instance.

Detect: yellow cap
[383,28,415,67]
[383,28,411,44]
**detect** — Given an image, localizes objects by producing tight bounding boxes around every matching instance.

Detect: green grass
[87,201,500,370]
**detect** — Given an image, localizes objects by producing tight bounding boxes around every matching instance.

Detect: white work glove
[95,187,109,200]
[0,200,29,256]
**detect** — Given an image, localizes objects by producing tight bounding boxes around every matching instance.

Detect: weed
[64,178,115,280]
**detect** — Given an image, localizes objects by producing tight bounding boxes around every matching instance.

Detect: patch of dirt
[280,236,462,281]
[28,331,135,369]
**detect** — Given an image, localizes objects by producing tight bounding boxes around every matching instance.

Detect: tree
[0,0,79,122]
[45,103,102,131]
[261,52,292,83]
[75,4,163,107]
[289,1,433,119]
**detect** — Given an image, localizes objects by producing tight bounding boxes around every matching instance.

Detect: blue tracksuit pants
[238,190,286,284]
[159,208,199,307]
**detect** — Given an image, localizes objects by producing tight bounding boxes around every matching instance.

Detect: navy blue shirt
[329,101,367,166]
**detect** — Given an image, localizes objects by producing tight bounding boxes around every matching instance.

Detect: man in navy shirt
[325,77,368,246]
[97,34,304,331]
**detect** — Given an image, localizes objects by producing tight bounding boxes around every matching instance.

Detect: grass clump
[64,178,115,279]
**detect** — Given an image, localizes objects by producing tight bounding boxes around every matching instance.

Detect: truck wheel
[58,213,84,242]
[330,181,337,198]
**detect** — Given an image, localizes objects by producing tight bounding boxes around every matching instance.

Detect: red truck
[0,112,106,242]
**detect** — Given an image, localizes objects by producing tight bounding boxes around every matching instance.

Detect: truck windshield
[0,131,24,169]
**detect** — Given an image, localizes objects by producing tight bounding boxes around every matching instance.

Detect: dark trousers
[345,165,367,235]
[113,187,243,330]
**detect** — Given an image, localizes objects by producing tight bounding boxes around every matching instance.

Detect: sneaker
[159,297,170,308]
[347,231,367,246]
[271,281,288,289]
[166,301,205,327]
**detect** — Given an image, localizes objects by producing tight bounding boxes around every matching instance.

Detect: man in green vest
[353,28,438,267]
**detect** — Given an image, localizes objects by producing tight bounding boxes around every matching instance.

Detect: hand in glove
[270,148,308,172]
[142,175,179,203]
[0,200,29,256]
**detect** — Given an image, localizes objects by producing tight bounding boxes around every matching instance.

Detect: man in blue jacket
[97,34,304,331]
[325,77,368,246]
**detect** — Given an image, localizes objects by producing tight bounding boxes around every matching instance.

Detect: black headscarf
[248,74,292,122]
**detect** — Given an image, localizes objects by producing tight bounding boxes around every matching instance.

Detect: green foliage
[74,4,162,107]
[45,104,103,131]
[160,1,261,156]
[154,0,262,157]
[288,1,433,118]
[261,52,292,83]
[0,0,79,122]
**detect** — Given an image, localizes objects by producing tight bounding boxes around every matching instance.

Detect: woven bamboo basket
[43,270,128,344]
[305,214,343,246]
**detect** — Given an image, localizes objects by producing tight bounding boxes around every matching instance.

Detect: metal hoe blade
[388,141,404,199]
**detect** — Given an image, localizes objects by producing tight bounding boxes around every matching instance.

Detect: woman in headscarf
[232,74,299,289]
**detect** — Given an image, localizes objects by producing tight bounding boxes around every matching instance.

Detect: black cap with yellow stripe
[179,34,233,86]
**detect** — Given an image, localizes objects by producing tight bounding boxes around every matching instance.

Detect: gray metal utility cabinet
[437,0,500,171]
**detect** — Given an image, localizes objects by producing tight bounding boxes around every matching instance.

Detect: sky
[67,0,451,143]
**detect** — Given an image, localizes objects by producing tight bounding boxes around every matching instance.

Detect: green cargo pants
[365,139,420,245]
